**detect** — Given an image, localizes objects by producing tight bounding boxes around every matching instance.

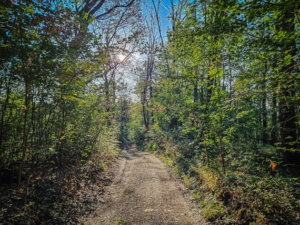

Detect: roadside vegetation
[0,0,141,223]
[1,0,300,224]
[128,0,300,224]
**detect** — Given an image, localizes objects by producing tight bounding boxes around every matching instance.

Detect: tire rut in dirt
[84,144,204,225]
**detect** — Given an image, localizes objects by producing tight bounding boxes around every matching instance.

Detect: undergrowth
[0,135,120,224]
[141,137,300,225]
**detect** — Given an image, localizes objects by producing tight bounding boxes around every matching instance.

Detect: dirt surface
[83,143,207,225]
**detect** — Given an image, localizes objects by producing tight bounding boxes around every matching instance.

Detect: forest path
[84,143,206,225]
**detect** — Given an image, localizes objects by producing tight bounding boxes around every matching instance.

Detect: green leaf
[25,6,35,14]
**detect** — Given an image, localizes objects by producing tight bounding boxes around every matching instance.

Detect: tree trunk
[18,78,30,190]
[262,62,267,145]
[278,4,298,163]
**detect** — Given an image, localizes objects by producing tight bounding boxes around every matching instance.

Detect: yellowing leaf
[269,160,277,171]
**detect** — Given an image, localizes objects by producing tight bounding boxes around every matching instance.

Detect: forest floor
[82,143,207,225]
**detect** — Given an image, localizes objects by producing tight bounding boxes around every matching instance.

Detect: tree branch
[80,0,105,16]
[95,0,135,19]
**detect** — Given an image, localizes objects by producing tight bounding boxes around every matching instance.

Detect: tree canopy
[1,0,300,224]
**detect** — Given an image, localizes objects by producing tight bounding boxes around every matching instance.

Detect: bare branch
[95,0,135,19]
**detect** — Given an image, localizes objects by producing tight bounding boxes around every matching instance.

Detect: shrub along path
[84,143,207,225]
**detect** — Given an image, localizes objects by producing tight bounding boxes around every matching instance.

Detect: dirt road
[84,143,206,225]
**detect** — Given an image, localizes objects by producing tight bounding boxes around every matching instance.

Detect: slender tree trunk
[271,88,277,144]
[142,87,148,130]
[278,5,298,163]
[18,78,30,190]
[203,133,210,168]
[262,63,267,145]
[0,80,11,152]
[218,131,226,174]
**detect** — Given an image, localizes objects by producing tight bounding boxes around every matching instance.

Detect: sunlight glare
[118,54,126,62]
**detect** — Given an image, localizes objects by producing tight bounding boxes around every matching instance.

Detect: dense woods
[1,0,300,224]
[0,0,142,223]
[130,0,300,224]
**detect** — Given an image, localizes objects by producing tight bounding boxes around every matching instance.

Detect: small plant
[114,217,126,225]
[124,187,135,196]
[202,195,225,221]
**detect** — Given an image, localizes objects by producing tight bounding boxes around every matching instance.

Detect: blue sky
[142,0,173,38]
[159,0,172,37]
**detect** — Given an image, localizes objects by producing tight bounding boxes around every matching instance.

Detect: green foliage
[130,0,300,224]
[114,217,127,225]
[202,194,225,221]
[0,0,141,223]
